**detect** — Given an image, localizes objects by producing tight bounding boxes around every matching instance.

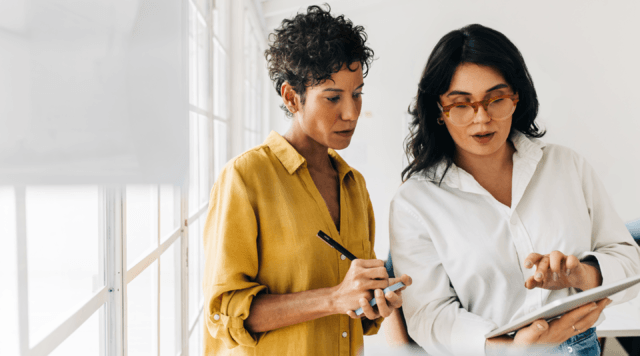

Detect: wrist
[327,285,341,314]
[575,260,602,291]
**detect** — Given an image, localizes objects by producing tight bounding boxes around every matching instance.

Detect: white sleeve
[389,197,497,356]
[576,154,640,304]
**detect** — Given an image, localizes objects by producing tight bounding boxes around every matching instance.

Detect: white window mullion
[15,186,30,355]
[106,186,125,356]
[180,183,189,356]
[121,188,129,356]
[156,186,161,356]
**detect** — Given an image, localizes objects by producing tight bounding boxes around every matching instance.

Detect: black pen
[316,230,357,260]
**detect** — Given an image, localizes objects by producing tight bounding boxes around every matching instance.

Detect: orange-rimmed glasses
[439,94,519,126]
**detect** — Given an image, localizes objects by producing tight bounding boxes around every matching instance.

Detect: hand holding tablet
[485,274,640,338]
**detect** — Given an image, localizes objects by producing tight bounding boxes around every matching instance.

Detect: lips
[471,131,495,144]
[336,129,355,136]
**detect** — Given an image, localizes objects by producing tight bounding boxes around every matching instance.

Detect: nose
[341,97,360,121]
[472,104,491,124]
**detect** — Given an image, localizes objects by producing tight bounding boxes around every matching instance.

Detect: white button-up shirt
[389,132,640,356]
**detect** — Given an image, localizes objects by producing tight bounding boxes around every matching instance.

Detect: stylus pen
[316,230,357,260]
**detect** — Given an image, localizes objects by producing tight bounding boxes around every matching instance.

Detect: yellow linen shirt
[202,131,383,356]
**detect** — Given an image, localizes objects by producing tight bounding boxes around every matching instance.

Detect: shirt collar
[265,131,353,180]
[422,131,547,189]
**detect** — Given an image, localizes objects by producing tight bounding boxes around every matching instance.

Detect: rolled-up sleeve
[576,155,640,304]
[202,163,268,349]
[389,198,497,356]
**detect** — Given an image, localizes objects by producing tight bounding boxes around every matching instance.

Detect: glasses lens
[487,97,515,120]
[449,104,474,125]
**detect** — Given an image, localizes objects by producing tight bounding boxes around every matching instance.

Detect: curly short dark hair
[265,4,374,117]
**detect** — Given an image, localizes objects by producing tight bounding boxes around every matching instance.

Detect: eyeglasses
[438,94,519,126]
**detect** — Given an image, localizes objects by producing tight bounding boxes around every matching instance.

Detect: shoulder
[215,144,278,189]
[540,143,588,171]
[392,174,438,208]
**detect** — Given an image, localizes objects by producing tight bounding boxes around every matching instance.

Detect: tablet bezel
[484,274,640,338]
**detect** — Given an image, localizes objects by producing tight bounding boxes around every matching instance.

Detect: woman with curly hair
[202,5,411,355]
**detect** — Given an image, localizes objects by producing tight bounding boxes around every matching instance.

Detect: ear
[280,82,299,114]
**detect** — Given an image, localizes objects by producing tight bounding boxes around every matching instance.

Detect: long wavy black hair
[265,4,374,117]
[402,24,545,182]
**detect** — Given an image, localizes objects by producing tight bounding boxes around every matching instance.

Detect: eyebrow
[446,83,509,97]
[322,83,365,92]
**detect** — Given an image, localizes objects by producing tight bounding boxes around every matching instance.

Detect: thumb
[514,320,548,346]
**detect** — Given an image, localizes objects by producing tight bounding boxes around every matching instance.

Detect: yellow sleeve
[202,162,268,349]
[361,185,384,335]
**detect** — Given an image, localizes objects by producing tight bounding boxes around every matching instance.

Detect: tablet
[355,282,405,316]
[484,274,640,338]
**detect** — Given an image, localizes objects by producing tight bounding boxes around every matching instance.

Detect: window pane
[199,115,210,206]
[160,240,181,356]
[126,185,158,269]
[213,0,228,48]
[26,186,102,344]
[196,12,210,111]
[199,218,206,307]
[0,187,19,356]
[213,38,228,119]
[49,304,105,356]
[189,113,199,216]
[213,120,227,180]
[160,185,181,241]
[189,217,202,325]
[127,260,158,356]
[189,3,197,106]
[189,314,203,356]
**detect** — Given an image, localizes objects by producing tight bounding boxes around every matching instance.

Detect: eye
[353,92,364,99]
[327,96,340,103]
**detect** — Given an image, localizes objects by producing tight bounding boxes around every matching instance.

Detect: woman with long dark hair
[389,24,640,355]
[202,5,411,355]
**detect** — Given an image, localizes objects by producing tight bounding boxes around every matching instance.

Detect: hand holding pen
[316,230,412,319]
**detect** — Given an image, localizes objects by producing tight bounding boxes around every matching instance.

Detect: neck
[283,120,333,172]
[454,139,516,177]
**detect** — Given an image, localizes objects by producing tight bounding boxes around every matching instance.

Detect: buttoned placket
[298,164,352,356]
[450,136,546,318]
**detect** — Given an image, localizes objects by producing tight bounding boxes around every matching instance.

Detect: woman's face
[294,63,364,150]
[439,63,516,159]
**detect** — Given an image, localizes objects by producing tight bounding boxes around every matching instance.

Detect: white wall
[266,0,640,259]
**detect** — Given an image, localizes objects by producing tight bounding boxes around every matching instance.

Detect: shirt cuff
[580,251,627,303]
[206,285,269,349]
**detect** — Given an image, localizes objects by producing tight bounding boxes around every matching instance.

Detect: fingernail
[553,272,558,282]
[525,261,533,268]
[590,305,597,312]
[536,323,545,330]
[565,269,571,276]
[386,292,393,299]
[606,299,613,306]
[375,289,383,297]
[535,272,542,280]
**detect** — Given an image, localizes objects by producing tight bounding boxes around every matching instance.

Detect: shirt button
[213,314,220,321]
[342,331,347,338]
[340,254,346,260]
[568,346,573,353]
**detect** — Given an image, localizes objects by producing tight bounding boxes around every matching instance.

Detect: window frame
[8,0,268,355]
